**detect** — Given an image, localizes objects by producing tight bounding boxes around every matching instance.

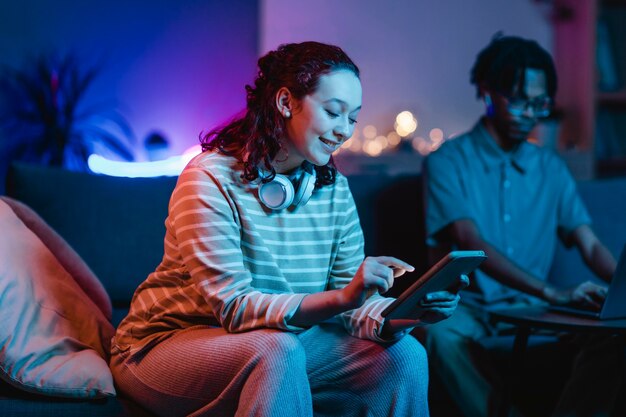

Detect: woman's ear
[275,87,293,119]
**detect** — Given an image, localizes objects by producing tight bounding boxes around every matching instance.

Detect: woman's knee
[385,336,429,385]
[251,330,306,367]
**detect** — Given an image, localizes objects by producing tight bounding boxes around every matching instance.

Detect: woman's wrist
[337,286,361,311]
[289,289,352,327]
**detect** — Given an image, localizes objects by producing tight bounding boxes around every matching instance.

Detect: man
[423,35,620,417]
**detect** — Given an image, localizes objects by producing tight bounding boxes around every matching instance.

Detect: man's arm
[444,219,609,306]
[445,219,548,299]
[569,224,617,283]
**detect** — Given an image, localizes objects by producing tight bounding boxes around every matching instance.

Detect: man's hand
[543,280,608,310]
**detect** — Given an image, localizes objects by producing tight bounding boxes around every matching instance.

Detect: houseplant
[0,53,135,171]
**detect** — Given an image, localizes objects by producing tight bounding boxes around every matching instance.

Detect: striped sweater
[113,152,401,355]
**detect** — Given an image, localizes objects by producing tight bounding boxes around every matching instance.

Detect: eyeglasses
[499,93,552,118]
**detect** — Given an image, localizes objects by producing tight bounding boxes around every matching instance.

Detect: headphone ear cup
[258,174,294,210]
[292,166,316,207]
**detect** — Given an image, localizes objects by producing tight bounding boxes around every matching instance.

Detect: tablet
[381,251,487,321]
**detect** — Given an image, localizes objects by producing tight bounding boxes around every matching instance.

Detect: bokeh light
[362,124,377,139]
[429,128,444,142]
[387,131,401,147]
[331,112,453,158]
[363,139,383,156]
[412,137,429,155]
[394,110,418,137]
[374,135,389,150]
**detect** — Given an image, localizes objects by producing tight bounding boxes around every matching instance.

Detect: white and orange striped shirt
[113,152,401,355]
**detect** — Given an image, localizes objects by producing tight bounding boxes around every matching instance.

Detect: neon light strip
[88,147,201,177]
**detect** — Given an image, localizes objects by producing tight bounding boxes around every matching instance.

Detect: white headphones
[258,163,316,210]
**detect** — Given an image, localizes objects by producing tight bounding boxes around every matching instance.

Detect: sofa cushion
[347,174,427,298]
[0,380,155,417]
[6,163,178,312]
[0,196,112,321]
[0,199,115,399]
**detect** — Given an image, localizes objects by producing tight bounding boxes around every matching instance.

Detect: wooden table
[489,306,626,417]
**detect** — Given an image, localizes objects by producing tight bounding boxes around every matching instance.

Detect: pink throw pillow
[0,199,115,398]
[0,196,112,320]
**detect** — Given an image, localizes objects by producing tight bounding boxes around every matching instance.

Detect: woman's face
[279,70,362,172]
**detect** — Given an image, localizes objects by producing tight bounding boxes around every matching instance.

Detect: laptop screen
[600,244,626,320]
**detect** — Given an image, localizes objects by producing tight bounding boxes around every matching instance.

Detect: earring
[284,110,291,119]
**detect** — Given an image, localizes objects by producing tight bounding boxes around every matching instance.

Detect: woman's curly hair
[200,41,359,187]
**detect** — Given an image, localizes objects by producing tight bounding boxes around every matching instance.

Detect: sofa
[1,162,625,416]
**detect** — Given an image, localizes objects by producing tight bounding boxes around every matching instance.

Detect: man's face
[487,68,550,146]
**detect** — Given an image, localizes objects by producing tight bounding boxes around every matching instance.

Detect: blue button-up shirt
[424,120,591,305]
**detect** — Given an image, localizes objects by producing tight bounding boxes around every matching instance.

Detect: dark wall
[0,0,259,192]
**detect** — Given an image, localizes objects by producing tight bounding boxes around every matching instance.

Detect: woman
[110,41,464,417]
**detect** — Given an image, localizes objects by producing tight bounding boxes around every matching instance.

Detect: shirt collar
[469,118,531,174]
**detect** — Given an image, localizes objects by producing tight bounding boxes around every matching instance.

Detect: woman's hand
[381,274,469,337]
[341,256,414,310]
[414,290,461,324]
[289,256,413,328]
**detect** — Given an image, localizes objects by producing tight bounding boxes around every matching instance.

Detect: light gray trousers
[110,323,429,417]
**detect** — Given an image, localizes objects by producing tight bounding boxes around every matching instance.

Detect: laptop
[549,244,626,320]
